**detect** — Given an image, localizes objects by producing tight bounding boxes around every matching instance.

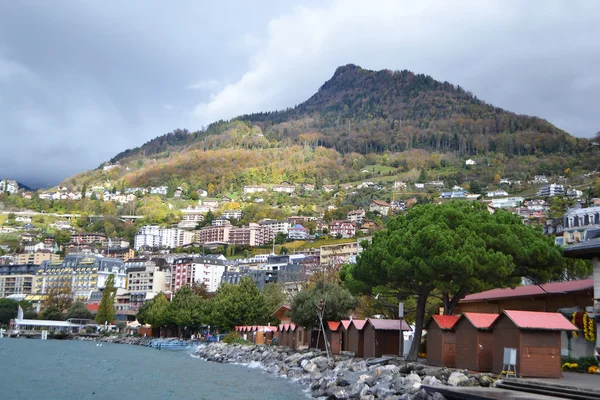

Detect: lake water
[0,338,308,400]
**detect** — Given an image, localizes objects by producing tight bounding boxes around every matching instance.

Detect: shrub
[222,331,251,345]
[561,356,599,373]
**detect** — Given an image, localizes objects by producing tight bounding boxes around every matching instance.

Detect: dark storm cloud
[1,0,599,188]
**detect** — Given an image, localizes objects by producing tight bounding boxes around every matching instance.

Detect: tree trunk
[444,287,469,315]
[407,286,431,361]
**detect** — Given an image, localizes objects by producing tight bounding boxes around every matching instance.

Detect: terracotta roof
[367,318,412,331]
[460,279,593,303]
[85,303,99,312]
[351,319,367,330]
[328,321,341,331]
[500,310,578,331]
[341,320,352,330]
[431,315,460,330]
[371,199,390,207]
[462,313,499,329]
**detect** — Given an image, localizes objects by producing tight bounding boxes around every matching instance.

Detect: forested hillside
[68,64,600,193]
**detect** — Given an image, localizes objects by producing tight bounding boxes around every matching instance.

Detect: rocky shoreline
[77,334,150,345]
[194,342,495,400]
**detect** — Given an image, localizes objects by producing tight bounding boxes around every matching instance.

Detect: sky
[1,0,599,189]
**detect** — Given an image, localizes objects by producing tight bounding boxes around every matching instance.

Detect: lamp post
[399,302,405,359]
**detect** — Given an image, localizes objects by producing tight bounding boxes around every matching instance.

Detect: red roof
[431,315,459,330]
[371,199,390,207]
[351,319,367,330]
[367,318,412,331]
[328,321,341,331]
[341,320,352,330]
[460,279,593,303]
[462,313,499,329]
[499,310,578,331]
[85,303,99,312]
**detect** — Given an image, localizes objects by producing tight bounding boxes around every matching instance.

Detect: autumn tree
[43,280,73,312]
[342,201,565,360]
[96,275,116,324]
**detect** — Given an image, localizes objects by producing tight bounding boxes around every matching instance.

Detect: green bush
[222,331,251,345]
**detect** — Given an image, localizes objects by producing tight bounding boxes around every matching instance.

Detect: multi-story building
[258,219,290,243]
[537,184,565,197]
[0,264,39,298]
[243,185,268,194]
[347,210,366,225]
[35,254,126,301]
[17,251,59,265]
[179,207,206,229]
[126,261,168,293]
[563,205,600,244]
[487,190,509,197]
[288,224,310,240]
[329,220,356,239]
[320,241,360,266]
[72,233,107,245]
[273,183,295,194]
[134,226,194,250]
[196,225,229,244]
[222,210,243,220]
[229,223,267,247]
[171,255,229,292]
[102,247,135,261]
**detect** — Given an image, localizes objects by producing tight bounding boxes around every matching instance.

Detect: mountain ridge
[63,64,597,192]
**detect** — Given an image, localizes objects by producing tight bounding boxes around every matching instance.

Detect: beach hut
[455,313,498,372]
[327,322,342,355]
[363,318,413,358]
[340,320,352,352]
[346,319,367,357]
[425,315,459,367]
[491,310,578,378]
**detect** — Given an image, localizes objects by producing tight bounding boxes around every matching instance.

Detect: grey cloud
[0,0,598,188]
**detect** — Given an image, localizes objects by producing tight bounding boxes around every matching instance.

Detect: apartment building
[258,219,290,243]
[134,226,195,250]
[17,251,60,265]
[0,264,39,298]
[178,207,205,229]
[171,255,229,292]
[127,261,168,293]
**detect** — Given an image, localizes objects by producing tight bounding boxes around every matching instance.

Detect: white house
[465,159,476,166]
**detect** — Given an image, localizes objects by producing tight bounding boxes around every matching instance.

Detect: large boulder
[303,362,319,374]
[422,375,441,386]
[447,371,469,387]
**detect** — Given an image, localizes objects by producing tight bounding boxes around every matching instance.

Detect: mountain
[68,64,596,191]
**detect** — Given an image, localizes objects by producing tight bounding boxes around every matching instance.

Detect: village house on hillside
[369,199,390,216]
[243,185,268,194]
[273,182,295,194]
[347,209,366,225]
[329,220,356,239]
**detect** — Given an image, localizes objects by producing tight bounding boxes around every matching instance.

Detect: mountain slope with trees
[63,64,599,191]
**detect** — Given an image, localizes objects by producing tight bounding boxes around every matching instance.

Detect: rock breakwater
[195,343,494,400]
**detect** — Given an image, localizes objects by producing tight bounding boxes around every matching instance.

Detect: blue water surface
[0,338,308,400]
